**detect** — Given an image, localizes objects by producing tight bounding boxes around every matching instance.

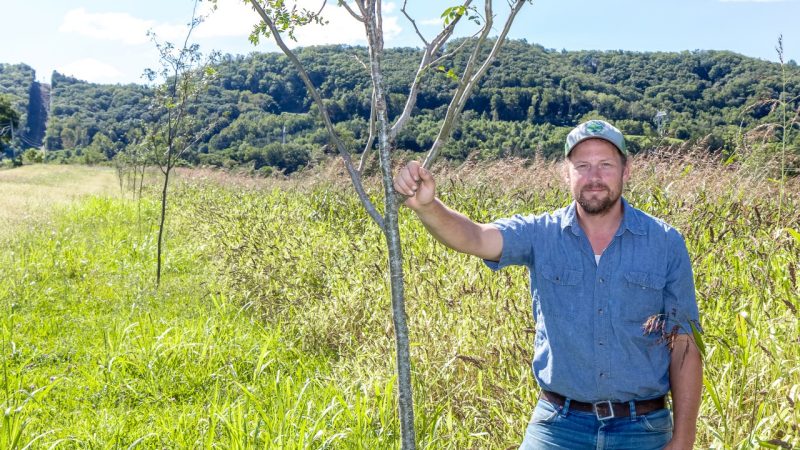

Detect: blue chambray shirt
[484,198,700,403]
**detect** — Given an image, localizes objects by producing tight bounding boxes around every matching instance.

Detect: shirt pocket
[539,266,583,318]
[620,271,666,325]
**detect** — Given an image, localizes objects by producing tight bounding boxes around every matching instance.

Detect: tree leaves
[441,5,480,26]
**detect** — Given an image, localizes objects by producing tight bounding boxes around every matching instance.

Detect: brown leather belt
[541,390,666,420]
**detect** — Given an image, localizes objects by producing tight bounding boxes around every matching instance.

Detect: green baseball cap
[565,120,627,156]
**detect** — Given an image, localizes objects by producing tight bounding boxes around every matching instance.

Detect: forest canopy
[1,40,798,172]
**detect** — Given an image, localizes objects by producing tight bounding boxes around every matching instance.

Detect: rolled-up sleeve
[483,214,536,271]
[664,231,701,335]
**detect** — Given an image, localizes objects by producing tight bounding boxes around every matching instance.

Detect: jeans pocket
[531,399,560,424]
[640,408,673,432]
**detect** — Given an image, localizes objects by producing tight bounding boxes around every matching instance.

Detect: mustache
[582,183,609,191]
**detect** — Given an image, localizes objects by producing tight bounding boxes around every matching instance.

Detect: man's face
[565,139,629,216]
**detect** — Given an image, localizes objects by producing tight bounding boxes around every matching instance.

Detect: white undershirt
[595,254,601,265]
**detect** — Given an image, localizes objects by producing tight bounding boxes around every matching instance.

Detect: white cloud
[380,15,403,42]
[57,58,123,83]
[195,0,402,46]
[58,1,403,57]
[383,2,397,14]
[195,0,259,38]
[291,11,367,46]
[59,7,186,44]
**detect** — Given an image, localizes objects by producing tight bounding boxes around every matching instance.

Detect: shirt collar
[561,197,647,237]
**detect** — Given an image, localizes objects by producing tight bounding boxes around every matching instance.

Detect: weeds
[177,149,799,448]
[1,155,798,448]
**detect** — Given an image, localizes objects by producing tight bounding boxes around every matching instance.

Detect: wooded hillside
[2,40,798,172]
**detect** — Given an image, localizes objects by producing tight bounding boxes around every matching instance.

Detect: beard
[577,183,621,215]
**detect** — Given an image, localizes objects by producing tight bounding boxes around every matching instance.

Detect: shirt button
[598,309,604,315]
[599,278,605,283]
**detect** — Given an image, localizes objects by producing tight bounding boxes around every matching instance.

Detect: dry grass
[0,164,119,233]
[184,145,799,203]
[2,155,793,447]
[175,148,800,447]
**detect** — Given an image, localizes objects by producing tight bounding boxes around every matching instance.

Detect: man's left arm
[666,334,702,450]
[663,231,703,449]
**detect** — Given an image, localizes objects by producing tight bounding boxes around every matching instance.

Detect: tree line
[1,40,798,173]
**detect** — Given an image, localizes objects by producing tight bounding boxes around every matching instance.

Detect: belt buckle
[593,400,615,420]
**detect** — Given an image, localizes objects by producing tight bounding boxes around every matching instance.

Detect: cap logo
[565,119,627,156]
[586,121,605,133]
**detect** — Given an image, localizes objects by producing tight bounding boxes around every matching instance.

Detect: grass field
[0,166,390,448]
[0,165,119,232]
[1,159,798,448]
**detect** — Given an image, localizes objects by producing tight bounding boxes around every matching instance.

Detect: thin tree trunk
[156,165,170,286]
[377,71,415,450]
[382,150,415,449]
[128,164,136,200]
[136,162,145,234]
[138,164,145,201]
[116,165,124,195]
[364,3,416,447]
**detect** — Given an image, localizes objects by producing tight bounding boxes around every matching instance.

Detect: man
[393,120,702,449]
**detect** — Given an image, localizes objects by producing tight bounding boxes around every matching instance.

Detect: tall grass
[1,155,798,448]
[0,188,402,447]
[0,165,118,233]
[178,152,799,449]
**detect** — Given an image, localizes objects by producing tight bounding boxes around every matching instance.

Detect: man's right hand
[393,161,435,211]
[392,160,503,261]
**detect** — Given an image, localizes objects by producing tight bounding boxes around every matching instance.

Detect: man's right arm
[394,161,503,261]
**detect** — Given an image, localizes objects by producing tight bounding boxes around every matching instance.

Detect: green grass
[0,165,119,232]
[175,157,799,449]
[1,159,798,448]
[0,184,401,447]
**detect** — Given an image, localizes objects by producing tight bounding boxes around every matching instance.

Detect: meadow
[0,153,798,449]
[0,165,118,233]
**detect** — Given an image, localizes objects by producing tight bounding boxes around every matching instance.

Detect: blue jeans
[519,399,673,450]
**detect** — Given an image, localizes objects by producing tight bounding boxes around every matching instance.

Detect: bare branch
[401,0,428,46]
[249,0,384,229]
[427,31,478,68]
[353,0,368,18]
[178,114,220,157]
[315,0,328,17]
[376,1,383,41]
[389,0,473,139]
[458,1,494,88]
[423,0,527,169]
[358,89,377,172]
[352,53,369,70]
[338,0,365,22]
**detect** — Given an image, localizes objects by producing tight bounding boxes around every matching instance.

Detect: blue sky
[1,0,799,85]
